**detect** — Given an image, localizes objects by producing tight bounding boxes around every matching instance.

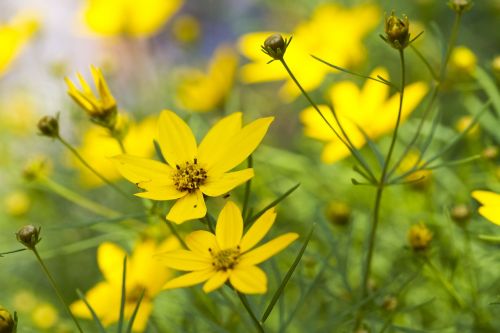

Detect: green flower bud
[0,306,15,333]
[448,0,473,13]
[382,12,410,50]
[261,33,292,62]
[16,225,41,250]
[37,115,59,138]
[450,204,471,225]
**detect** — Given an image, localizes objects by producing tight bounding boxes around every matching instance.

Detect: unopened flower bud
[448,0,473,13]
[482,146,498,160]
[408,223,432,252]
[261,33,291,61]
[37,115,59,138]
[382,12,410,50]
[450,204,471,225]
[325,201,351,226]
[382,295,398,312]
[16,224,41,250]
[0,306,15,333]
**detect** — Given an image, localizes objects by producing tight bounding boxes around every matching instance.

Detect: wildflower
[176,45,238,112]
[3,191,31,217]
[80,0,183,37]
[238,3,379,101]
[161,201,298,294]
[71,238,178,331]
[382,11,410,50]
[65,66,117,128]
[0,11,38,76]
[471,190,500,226]
[114,111,273,224]
[407,223,433,251]
[16,225,41,250]
[300,67,428,163]
[449,46,477,75]
[261,33,291,61]
[0,306,15,333]
[37,115,60,138]
[32,303,58,330]
[71,115,156,187]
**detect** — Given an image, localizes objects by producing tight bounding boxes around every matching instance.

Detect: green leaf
[261,223,315,323]
[153,139,167,163]
[117,256,127,333]
[246,183,300,225]
[125,289,145,333]
[76,289,107,333]
[475,67,500,117]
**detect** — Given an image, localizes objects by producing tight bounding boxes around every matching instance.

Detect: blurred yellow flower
[72,115,156,187]
[172,15,200,44]
[32,303,59,330]
[161,201,298,294]
[0,92,37,135]
[449,45,476,75]
[455,115,479,138]
[0,11,38,76]
[71,238,178,332]
[81,0,183,37]
[300,67,428,163]
[398,150,432,187]
[407,223,432,251]
[114,111,273,224]
[238,3,379,101]
[472,190,500,226]
[176,45,238,112]
[3,190,31,217]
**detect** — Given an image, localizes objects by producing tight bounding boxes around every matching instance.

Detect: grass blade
[117,256,127,333]
[125,289,145,333]
[246,183,300,225]
[76,289,107,333]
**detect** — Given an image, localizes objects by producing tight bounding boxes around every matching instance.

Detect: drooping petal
[229,265,267,294]
[239,233,299,266]
[158,249,212,271]
[113,154,174,187]
[163,268,215,290]
[202,270,230,293]
[185,230,219,257]
[472,190,500,206]
[198,112,242,170]
[239,207,277,252]
[134,186,185,200]
[215,201,243,249]
[98,242,127,285]
[166,190,207,224]
[157,110,198,167]
[200,169,254,197]
[209,117,274,174]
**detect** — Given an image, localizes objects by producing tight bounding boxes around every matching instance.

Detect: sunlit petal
[200,169,254,197]
[98,242,127,285]
[134,186,185,200]
[163,268,215,290]
[478,206,500,226]
[166,190,207,224]
[229,265,267,294]
[216,201,243,249]
[472,190,500,206]
[202,270,230,293]
[239,233,298,266]
[159,249,212,271]
[240,207,276,252]
[185,230,219,257]
[113,154,174,186]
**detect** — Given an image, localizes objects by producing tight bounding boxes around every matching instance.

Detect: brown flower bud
[37,115,59,138]
[16,225,41,250]
[0,306,15,333]
[261,33,292,61]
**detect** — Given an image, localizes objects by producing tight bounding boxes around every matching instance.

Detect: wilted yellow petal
[215,201,244,249]
[163,269,214,290]
[200,169,254,197]
[229,265,267,294]
[159,249,212,271]
[166,190,207,224]
[202,270,230,293]
[240,233,298,266]
[239,208,276,252]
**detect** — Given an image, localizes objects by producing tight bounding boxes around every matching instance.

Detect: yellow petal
[472,190,500,206]
[229,265,267,294]
[360,67,389,114]
[202,270,230,293]
[478,206,500,226]
[157,110,198,167]
[166,190,207,224]
[200,169,254,197]
[163,268,214,290]
[185,230,219,257]
[300,106,336,141]
[159,249,212,271]
[134,186,185,201]
[98,242,127,285]
[70,281,120,326]
[129,300,153,332]
[215,201,243,249]
[239,207,276,252]
[209,117,274,174]
[113,154,174,187]
[197,112,242,171]
[240,233,298,266]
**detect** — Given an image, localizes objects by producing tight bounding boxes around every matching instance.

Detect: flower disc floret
[173,159,207,193]
[211,247,240,271]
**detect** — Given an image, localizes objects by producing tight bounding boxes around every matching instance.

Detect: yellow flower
[71,238,178,332]
[3,190,31,217]
[407,223,433,251]
[71,116,156,187]
[65,66,117,127]
[449,45,477,75]
[0,11,38,76]
[161,201,298,294]
[238,4,379,101]
[300,67,428,163]
[32,303,59,330]
[472,190,500,226]
[80,0,183,37]
[114,110,273,224]
[176,45,238,112]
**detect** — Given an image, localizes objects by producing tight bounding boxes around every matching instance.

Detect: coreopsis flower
[114,110,273,224]
[79,0,183,37]
[161,201,298,294]
[16,224,41,250]
[471,190,500,226]
[300,67,428,163]
[71,238,178,332]
[176,45,238,112]
[65,66,117,128]
[382,12,410,50]
[238,3,379,101]
[0,11,38,76]
[32,303,58,331]
[71,115,156,187]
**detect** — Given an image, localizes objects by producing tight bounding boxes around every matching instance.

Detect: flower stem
[32,247,84,333]
[236,291,265,333]
[242,155,253,221]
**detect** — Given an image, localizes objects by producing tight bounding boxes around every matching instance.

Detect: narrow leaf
[246,183,300,224]
[153,140,167,163]
[76,289,107,333]
[117,256,127,333]
[125,289,145,333]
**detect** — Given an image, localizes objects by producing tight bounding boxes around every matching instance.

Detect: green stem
[441,12,463,80]
[423,256,465,308]
[161,216,188,249]
[57,135,130,199]
[32,247,84,333]
[242,155,253,221]
[236,292,264,333]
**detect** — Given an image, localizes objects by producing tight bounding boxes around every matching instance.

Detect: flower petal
[113,154,174,187]
[166,190,207,224]
[98,242,127,285]
[70,281,118,322]
[186,230,219,257]
[215,201,243,249]
[202,270,230,293]
[134,186,185,200]
[478,206,500,226]
[239,207,276,252]
[229,265,267,294]
[198,112,242,170]
[163,268,214,290]
[200,169,254,197]
[239,233,298,266]
[157,110,198,167]
[158,249,212,271]
[472,190,500,206]
[209,117,274,174]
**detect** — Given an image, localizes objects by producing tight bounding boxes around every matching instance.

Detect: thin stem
[32,247,84,333]
[242,155,253,221]
[236,292,264,333]
[410,45,439,81]
[57,135,130,199]
[441,12,463,80]
[161,216,188,249]
[423,256,465,308]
